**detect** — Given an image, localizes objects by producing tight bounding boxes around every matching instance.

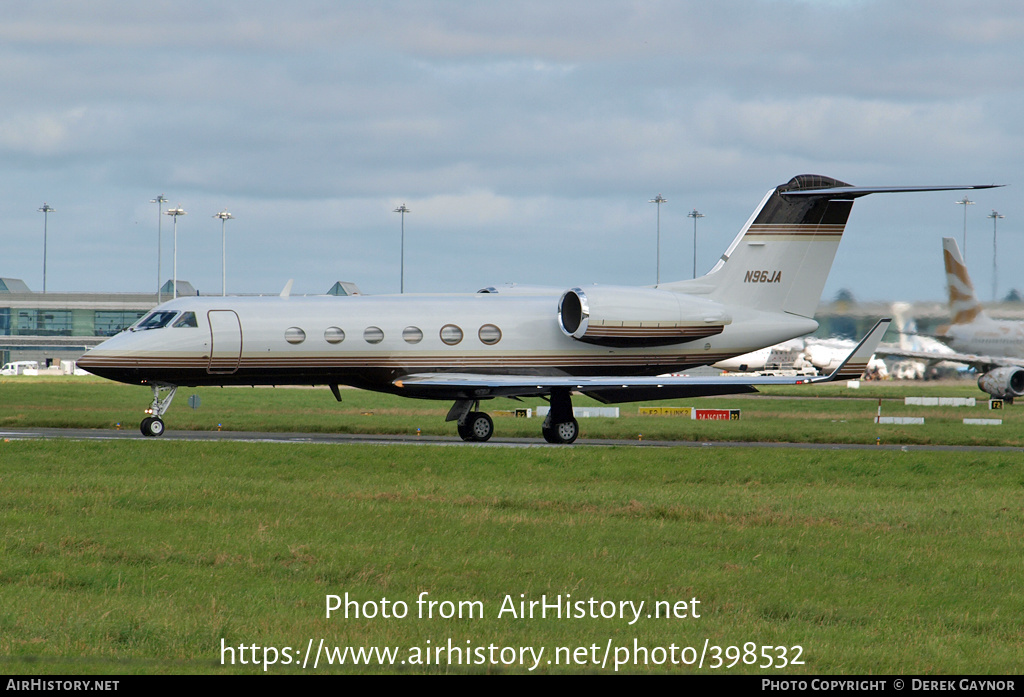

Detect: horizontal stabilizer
[781,184,1002,199]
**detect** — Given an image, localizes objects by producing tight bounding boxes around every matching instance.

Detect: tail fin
[699,175,856,319]
[942,237,986,325]
[665,176,1000,320]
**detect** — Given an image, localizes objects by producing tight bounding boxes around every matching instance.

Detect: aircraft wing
[875,346,1024,373]
[394,319,890,402]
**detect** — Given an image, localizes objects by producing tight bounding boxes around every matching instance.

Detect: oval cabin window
[285,327,306,344]
[440,324,464,346]
[403,326,424,344]
[478,324,502,345]
[324,326,345,344]
[364,326,385,344]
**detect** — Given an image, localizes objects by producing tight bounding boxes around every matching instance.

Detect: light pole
[38,203,55,292]
[687,209,705,279]
[165,206,187,299]
[988,210,1004,302]
[393,204,410,293]
[151,195,167,302]
[649,194,666,284]
[955,196,974,260]
[213,210,234,296]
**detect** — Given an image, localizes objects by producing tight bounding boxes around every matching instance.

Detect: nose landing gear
[140,384,177,437]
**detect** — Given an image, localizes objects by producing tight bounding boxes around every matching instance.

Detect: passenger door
[207,310,242,374]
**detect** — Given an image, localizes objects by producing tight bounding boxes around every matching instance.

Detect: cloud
[0,111,79,155]
[691,95,995,163]
[0,1,1019,301]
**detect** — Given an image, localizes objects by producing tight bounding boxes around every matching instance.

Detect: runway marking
[3,428,1023,453]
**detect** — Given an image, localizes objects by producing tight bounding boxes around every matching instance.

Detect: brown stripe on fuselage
[77,350,744,381]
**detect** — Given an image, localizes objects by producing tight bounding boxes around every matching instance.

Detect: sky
[1,0,1021,303]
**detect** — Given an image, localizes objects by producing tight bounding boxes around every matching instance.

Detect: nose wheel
[140,416,165,437]
[140,384,177,437]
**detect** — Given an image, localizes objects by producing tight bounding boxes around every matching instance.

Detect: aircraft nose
[76,343,143,384]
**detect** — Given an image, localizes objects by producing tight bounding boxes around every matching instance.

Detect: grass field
[1,377,1022,674]
[0,376,1020,446]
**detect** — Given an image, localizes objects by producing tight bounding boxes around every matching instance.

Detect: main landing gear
[447,388,580,444]
[448,400,496,442]
[540,387,579,444]
[458,411,495,442]
[140,383,177,437]
[541,418,580,445]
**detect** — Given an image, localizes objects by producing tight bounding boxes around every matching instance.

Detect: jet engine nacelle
[977,366,1024,400]
[557,285,731,347]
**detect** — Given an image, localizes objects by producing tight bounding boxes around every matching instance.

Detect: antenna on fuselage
[280,279,294,298]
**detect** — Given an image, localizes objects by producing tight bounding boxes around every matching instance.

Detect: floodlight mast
[38,203,55,293]
[164,206,187,299]
[687,209,705,279]
[151,195,167,302]
[213,210,234,296]
[649,194,666,285]
[393,203,410,293]
[988,210,1004,302]
[955,196,974,260]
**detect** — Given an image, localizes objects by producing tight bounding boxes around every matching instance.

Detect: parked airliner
[877,237,1024,402]
[77,175,995,441]
[712,337,889,377]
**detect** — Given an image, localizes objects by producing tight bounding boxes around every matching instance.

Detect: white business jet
[78,175,995,441]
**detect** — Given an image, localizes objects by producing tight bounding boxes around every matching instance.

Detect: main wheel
[555,418,579,444]
[542,418,579,444]
[141,416,165,437]
[458,412,494,442]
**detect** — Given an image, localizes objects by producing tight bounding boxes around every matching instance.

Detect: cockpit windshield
[172,312,198,328]
[134,311,178,331]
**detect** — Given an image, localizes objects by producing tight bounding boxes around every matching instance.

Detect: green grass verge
[1,440,1022,674]
[0,376,1018,446]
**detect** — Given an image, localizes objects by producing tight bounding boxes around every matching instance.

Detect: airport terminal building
[0,277,156,368]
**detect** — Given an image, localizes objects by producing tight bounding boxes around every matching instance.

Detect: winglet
[280,279,294,298]
[813,318,891,382]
